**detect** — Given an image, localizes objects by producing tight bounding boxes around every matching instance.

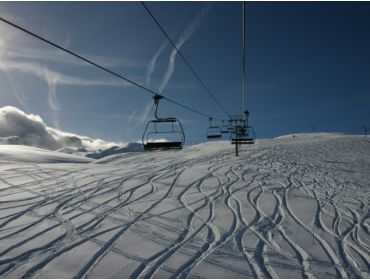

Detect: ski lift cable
[242,1,246,115]
[163,97,212,119]
[0,16,223,121]
[140,1,230,118]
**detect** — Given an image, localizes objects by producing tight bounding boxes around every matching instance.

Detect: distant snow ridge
[276,132,346,139]
[85,143,143,159]
[0,106,119,151]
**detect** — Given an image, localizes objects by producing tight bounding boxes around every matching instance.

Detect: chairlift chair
[142,95,185,150]
[230,124,256,144]
[229,111,256,144]
[206,117,222,139]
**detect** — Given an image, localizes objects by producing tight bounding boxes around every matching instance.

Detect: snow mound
[0,145,93,163]
[85,142,144,159]
[276,132,346,139]
[0,106,120,151]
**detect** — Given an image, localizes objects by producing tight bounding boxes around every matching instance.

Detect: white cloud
[0,106,120,151]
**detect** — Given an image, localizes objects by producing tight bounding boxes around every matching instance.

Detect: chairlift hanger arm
[153,94,163,120]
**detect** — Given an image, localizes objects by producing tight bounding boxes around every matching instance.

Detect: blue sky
[0,1,369,145]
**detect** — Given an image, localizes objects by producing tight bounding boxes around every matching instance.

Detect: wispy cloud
[43,65,59,111]
[145,5,194,90]
[0,60,129,87]
[0,21,29,110]
[0,12,141,70]
[146,41,168,88]
[0,58,134,128]
[140,101,154,123]
[127,100,153,125]
[158,3,212,93]
[4,46,142,69]
[0,68,28,111]
[43,64,60,128]
[0,15,143,125]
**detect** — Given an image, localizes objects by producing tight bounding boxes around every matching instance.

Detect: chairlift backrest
[206,117,222,139]
[142,95,185,150]
[230,125,256,144]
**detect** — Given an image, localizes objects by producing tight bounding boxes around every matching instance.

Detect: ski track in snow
[0,135,369,278]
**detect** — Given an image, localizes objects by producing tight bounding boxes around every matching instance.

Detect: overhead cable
[141,1,230,118]
[0,16,222,121]
[242,1,246,114]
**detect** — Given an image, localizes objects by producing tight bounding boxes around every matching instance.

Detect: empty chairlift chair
[142,95,185,150]
[206,117,222,139]
[230,111,256,145]
[230,124,256,144]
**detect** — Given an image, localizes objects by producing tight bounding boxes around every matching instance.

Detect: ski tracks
[0,137,369,278]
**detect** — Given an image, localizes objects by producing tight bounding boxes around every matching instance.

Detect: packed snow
[0,133,369,278]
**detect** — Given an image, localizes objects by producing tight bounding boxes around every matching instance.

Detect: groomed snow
[0,134,369,278]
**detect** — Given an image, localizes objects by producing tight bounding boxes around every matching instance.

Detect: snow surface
[0,134,369,278]
[0,145,92,163]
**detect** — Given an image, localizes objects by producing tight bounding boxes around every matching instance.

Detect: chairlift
[206,117,222,139]
[142,95,185,150]
[230,125,255,144]
[229,113,256,145]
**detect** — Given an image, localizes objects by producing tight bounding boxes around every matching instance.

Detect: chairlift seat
[142,115,185,150]
[144,141,183,150]
[230,125,256,145]
[231,138,255,144]
[206,126,222,139]
[207,134,222,139]
[151,117,178,123]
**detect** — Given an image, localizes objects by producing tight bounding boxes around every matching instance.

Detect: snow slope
[0,134,369,278]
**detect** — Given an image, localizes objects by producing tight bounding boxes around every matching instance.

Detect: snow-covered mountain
[0,133,369,278]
